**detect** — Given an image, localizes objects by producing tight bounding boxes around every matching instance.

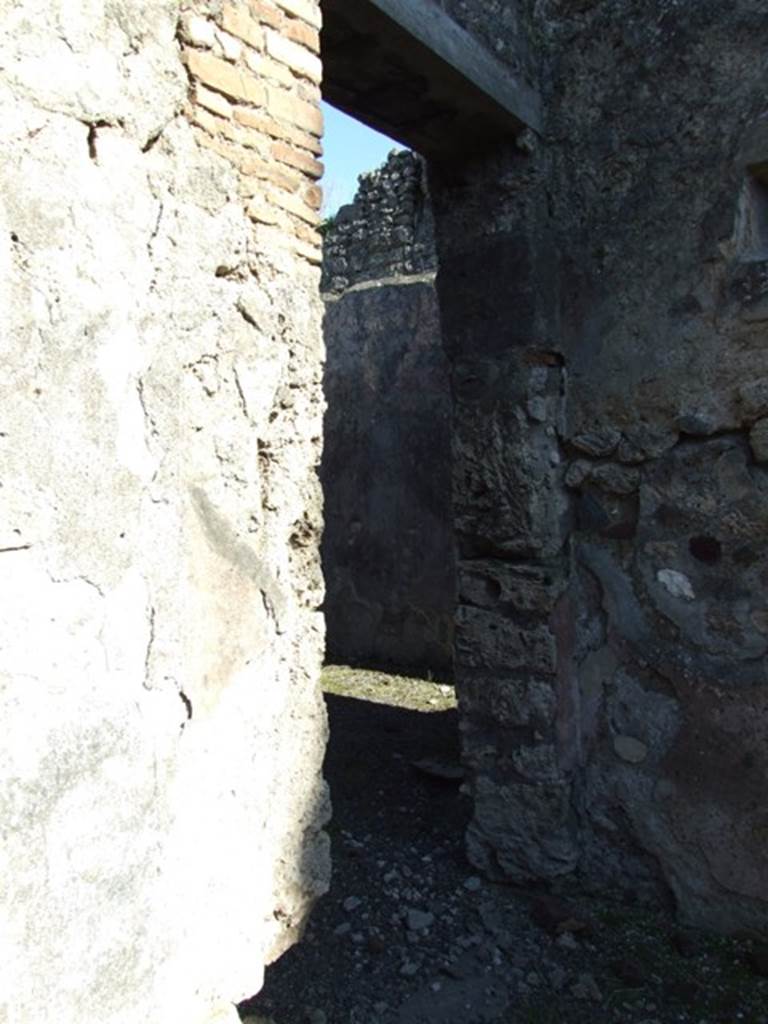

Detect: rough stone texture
[0,1,329,1021]
[427,0,768,937]
[750,416,768,462]
[4,7,768,1023]
[322,151,436,294]
[434,0,539,111]
[321,153,453,677]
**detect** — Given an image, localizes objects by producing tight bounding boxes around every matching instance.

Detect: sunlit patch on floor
[321,665,457,713]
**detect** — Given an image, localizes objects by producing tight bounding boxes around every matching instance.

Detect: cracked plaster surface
[0,3,329,1021]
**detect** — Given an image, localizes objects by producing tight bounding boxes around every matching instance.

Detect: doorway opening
[239,0,544,1018]
[320,111,455,683]
[239,76,467,1024]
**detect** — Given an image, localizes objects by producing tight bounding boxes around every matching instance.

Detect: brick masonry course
[181,0,323,263]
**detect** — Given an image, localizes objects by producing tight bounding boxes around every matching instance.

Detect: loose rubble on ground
[240,668,768,1024]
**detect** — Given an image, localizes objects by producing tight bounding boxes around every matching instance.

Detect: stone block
[180,13,217,48]
[749,417,768,462]
[613,735,649,764]
[738,376,768,421]
[511,741,561,783]
[572,429,621,458]
[460,674,557,729]
[468,776,578,883]
[456,607,557,676]
[590,463,640,495]
[458,560,565,614]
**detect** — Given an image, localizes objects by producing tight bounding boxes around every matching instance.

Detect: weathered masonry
[1,1,767,1022]
[2,3,328,1022]
[424,0,768,938]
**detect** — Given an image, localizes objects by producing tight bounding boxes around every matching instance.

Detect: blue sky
[321,101,404,215]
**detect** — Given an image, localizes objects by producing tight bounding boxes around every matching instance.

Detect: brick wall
[180,0,324,264]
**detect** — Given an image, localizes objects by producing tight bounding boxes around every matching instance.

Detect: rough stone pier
[1,1,767,1022]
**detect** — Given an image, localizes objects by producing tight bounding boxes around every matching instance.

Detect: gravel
[239,667,768,1024]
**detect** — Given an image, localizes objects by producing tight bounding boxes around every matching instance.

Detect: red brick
[184,48,266,106]
[238,161,302,194]
[292,217,321,247]
[283,18,319,53]
[291,236,322,264]
[194,83,234,119]
[271,140,323,179]
[274,0,321,30]
[195,131,273,181]
[304,183,322,210]
[271,187,320,225]
[246,200,281,225]
[248,0,283,28]
[221,3,264,49]
[189,105,226,138]
[290,228,322,264]
[247,50,296,87]
[266,86,323,136]
[195,130,243,166]
[234,105,322,154]
[266,29,322,83]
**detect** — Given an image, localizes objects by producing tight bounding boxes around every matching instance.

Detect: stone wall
[0,2,329,1021]
[321,152,454,677]
[3,9,767,1024]
[322,150,436,292]
[429,0,768,936]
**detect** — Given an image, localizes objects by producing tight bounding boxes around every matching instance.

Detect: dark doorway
[320,141,454,679]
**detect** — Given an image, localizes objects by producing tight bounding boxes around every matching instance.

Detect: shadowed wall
[321,153,454,678]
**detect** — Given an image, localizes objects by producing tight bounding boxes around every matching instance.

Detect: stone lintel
[321,0,543,160]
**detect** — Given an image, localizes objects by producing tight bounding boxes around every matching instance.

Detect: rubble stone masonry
[2,2,768,1022]
[429,0,768,938]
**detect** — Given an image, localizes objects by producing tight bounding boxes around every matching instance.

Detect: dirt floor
[239,667,768,1024]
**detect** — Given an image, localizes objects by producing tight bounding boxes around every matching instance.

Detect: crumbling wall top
[321,149,436,294]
